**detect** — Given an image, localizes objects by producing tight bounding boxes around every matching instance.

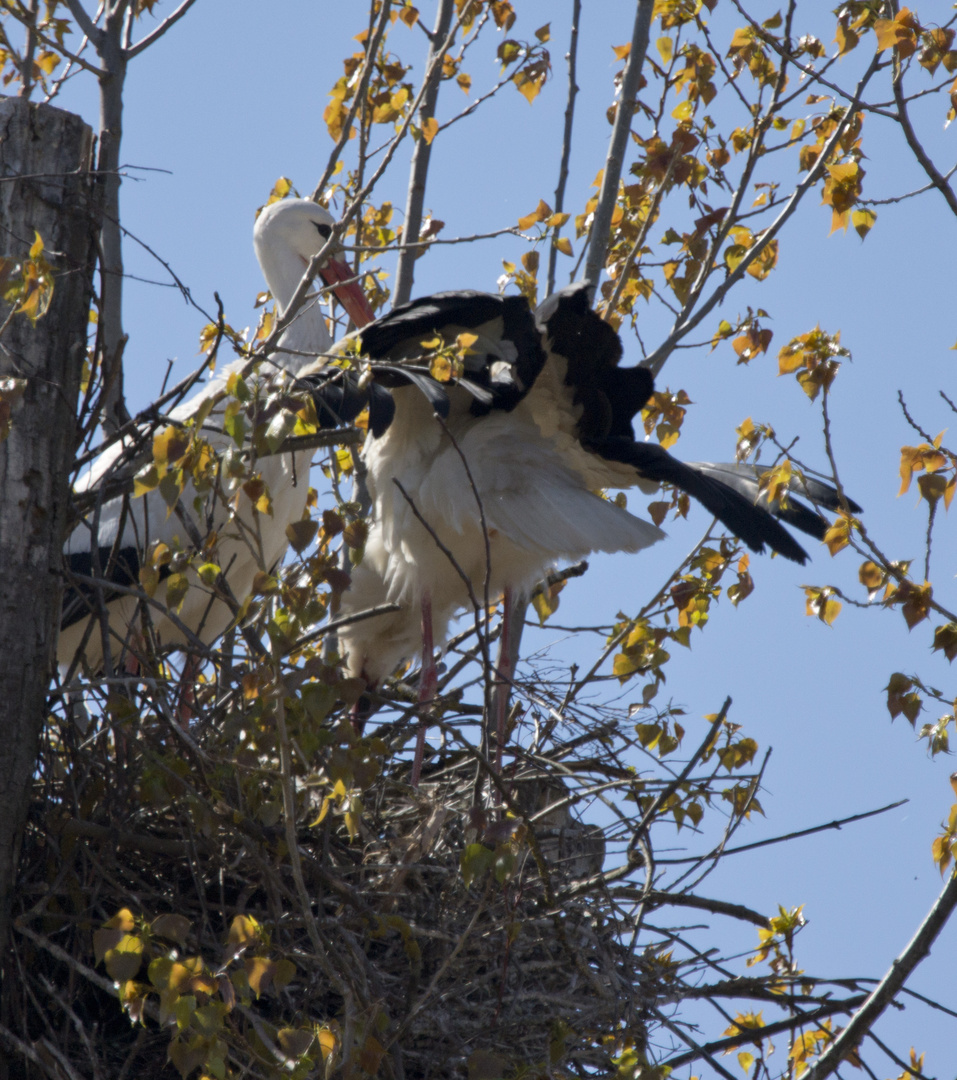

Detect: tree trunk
[0,97,96,962]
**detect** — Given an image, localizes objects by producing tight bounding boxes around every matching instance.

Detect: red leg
[350,678,374,736]
[493,587,514,778]
[411,591,436,788]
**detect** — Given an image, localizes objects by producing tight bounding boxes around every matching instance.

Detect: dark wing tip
[589,438,811,564]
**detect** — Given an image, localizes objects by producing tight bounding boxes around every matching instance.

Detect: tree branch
[392,0,456,305]
[643,49,882,377]
[806,868,957,1080]
[581,0,654,294]
[545,0,580,299]
[125,0,199,59]
[61,0,103,45]
[892,57,957,218]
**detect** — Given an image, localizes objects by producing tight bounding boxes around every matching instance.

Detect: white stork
[59,198,375,674]
[309,283,857,784]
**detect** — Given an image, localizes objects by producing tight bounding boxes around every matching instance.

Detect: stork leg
[489,588,528,803]
[411,591,437,788]
[493,587,514,778]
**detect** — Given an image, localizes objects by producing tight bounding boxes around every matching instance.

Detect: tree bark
[0,96,96,961]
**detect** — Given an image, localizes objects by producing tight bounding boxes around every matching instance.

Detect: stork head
[253,198,374,328]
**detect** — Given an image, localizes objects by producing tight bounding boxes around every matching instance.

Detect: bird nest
[8,683,662,1080]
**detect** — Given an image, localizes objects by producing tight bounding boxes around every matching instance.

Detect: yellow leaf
[138,565,160,597]
[245,956,274,998]
[513,70,543,104]
[554,236,573,256]
[420,116,439,144]
[874,10,919,58]
[165,572,189,614]
[317,1027,339,1065]
[852,208,876,239]
[268,177,292,204]
[859,561,884,592]
[28,231,44,259]
[35,50,59,76]
[228,914,261,946]
[456,72,471,94]
[823,516,850,555]
[197,562,221,586]
[657,37,674,64]
[431,354,454,382]
[612,43,631,61]
[517,199,551,229]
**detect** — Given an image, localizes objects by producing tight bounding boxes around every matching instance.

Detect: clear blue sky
[52,1,957,1072]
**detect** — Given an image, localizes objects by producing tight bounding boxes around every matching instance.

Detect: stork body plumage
[59,199,374,672]
[334,290,664,690]
[320,285,858,781]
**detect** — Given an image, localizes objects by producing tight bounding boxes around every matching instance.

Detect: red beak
[319,258,376,329]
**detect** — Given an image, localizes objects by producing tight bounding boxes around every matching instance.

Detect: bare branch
[892,59,957,218]
[581,0,654,294]
[125,0,199,59]
[393,0,456,305]
[806,869,957,1080]
[654,799,910,864]
[545,0,580,299]
[61,0,102,44]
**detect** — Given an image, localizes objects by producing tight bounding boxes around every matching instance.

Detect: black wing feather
[684,463,862,541]
[588,437,811,565]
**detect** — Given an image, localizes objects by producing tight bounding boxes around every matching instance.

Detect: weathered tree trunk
[0,97,96,961]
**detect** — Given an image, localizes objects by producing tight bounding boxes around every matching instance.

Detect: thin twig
[545,0,580,299]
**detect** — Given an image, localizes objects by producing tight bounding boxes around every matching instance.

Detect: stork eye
[314,222,332,239]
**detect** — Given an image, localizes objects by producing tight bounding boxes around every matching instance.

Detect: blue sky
[50,1,957,1072]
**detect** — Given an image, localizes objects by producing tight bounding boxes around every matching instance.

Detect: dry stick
[393,0,456,306]
[581,0,654,295]
[545,0,581,299]
[643,49,883,378]
[806,868,957,1080]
